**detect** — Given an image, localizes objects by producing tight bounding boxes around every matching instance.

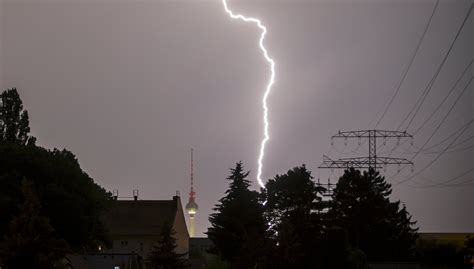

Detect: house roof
[103,198,178,236]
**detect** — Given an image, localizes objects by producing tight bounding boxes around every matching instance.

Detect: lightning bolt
[222,0,276,189]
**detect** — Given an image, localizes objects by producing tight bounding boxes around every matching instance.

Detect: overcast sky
[1,0,472,237]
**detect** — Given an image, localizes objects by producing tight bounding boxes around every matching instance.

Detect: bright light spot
[222,0,276,188]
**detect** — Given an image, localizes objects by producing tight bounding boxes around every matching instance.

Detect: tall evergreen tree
[147,223,186,269]
[0,88,35,145]
[0,179,69,269]
[329,168,418,262]
[262,165,327,269]
[207,162,268,269]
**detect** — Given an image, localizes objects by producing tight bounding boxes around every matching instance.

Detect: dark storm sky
[0,0,472,236]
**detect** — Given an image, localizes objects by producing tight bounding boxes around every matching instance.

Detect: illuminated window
[114,266,120,269]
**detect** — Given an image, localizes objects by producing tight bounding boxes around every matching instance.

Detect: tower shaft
[189,215,196,238]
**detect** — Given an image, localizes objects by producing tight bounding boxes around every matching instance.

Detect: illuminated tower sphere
[185,148,198,237]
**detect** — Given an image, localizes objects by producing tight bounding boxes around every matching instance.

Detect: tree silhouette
[202,254,231,269]
[0,88,110,250]
[207,162,268,269]
[0,88,35,145]
[262,165,327,268]
[0,179,69,269]
[147,224,186,269]
[329,168,418,262]
[0,142,111,251]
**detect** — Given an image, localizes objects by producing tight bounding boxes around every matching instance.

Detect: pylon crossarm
[332,130,412,138]
[375,157,413,165]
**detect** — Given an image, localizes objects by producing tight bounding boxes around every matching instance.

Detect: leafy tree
[329,168,418,262]
[0,88,35,145]
[0,87,111,251]
[0,179,69,269]
[147,223,186,269]
[320,227,365,269]
[207,162,268,269]
[0,143,111,251]
[262,165,327,269]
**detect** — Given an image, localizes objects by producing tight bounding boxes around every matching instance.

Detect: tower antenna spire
[190,148,194,197]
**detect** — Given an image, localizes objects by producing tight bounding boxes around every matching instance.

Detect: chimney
[112,189,118,200]
[173,191,180,202]
[133,189,139,201]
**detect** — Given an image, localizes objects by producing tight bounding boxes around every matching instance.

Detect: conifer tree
[329,168,418,262]
[207,162,268,269]
[0,179,69,269]
[147,223,186,269]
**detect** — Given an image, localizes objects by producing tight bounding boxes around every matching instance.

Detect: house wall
[102,197,189,259]
[67,254,140,269]
[106,235,156,257]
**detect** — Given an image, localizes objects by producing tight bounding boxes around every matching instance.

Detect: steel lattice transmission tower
[319,130,414,171]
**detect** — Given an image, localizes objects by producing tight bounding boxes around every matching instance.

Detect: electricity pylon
[319,130,414,172]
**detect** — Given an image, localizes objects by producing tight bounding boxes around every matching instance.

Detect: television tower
[185,148,198,237]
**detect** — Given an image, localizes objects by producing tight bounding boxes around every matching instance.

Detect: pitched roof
[103,199,178,236]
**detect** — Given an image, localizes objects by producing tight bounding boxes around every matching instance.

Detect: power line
[410,181,474,188]
[403,128,474,154]
[413,60,473,135]
[384,5,473,158]
[386,120,472,178]
[450,134,474,148]
[407,144,474,155]
[436,182,474,187]
[407,167,474,188]
[394,119,472,186]
[410,77,473,161]
[397,3,473,131]
[373,0,440,128]
[416,121,473,151]
[386,140,474,155]
[442,178,474,187]
[387,78,473,158]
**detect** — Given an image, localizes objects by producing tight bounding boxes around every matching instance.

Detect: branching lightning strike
[222,0,276,189]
